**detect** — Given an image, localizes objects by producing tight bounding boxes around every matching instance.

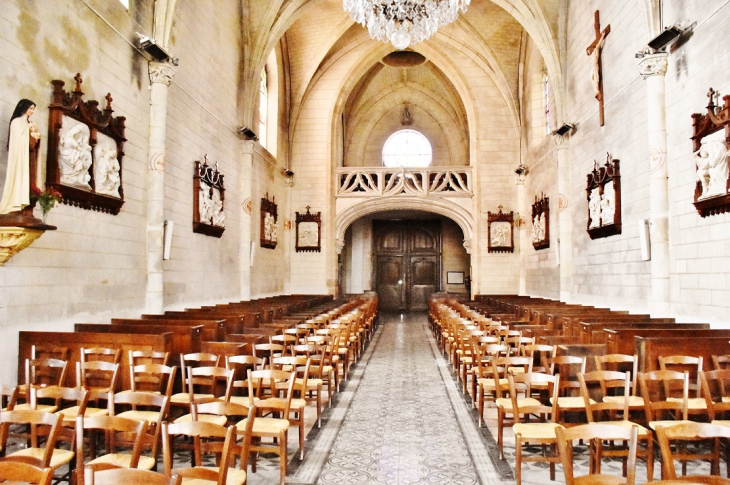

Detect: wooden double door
[374,220,441,312]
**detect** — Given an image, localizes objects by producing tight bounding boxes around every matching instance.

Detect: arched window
[382,129,432,168]
[259,68,267,149]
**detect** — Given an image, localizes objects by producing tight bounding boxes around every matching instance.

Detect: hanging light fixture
[343,0,470,50]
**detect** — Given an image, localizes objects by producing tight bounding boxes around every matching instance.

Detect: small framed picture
[295,206,321,252]
[447,271,464,285]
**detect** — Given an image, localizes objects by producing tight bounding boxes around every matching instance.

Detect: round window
[382,129,432,168]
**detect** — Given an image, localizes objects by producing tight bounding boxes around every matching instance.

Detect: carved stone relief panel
[531,194,549,250]
[586,154,621,239]
[487,206,514,253]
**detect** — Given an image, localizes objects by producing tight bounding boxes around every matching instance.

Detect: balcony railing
[336,167,472,197]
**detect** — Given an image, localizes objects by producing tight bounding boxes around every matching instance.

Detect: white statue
[696,139,729,199]
[600,185,615,225]
[491,222,509,247]
[59,122,92,190]
[199,187,212,224]
[588,188,601,228]
[211,188,225,227]
[94,137,120,197]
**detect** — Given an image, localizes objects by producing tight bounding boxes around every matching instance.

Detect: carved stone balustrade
[336,167,473,198]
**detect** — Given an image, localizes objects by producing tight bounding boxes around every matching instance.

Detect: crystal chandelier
[343,0,470,50]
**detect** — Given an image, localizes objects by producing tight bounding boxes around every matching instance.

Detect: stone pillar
[146,62,175,313]
[639,53,670,316]
[239,140,256,301]
[516,171,527,295]
[554,136,571,302]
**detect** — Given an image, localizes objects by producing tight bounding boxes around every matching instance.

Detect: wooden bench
[18,331,173,391]
[604,326,718,355]
[555,344,608,372]
[139,315,226,341]
[200,341,250,359]
[225,333,268,349]
[581,321,708,345]
[76,323,203,362]
[564,315,666,338]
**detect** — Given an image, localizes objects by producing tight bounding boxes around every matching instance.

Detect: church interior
[1,0,730,483]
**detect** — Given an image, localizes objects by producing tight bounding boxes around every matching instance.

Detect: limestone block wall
[162,0,245,308]
[664,0,730,325]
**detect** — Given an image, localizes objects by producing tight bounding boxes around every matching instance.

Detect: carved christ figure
[586,10,610,125]
[696,139,729,199]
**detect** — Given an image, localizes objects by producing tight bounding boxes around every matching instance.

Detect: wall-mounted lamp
[282,168,295,187]
[552,123,575,137]
[647,24,685,51]
[136,33,178,64]
[237,126,259,141]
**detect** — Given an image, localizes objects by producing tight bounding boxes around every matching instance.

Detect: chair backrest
[26,357,69,390]
[162,420,236,485]
[80,347,121,365]
[252,343,284,360]
[75,414,149,470]
[179,353,219,395]
[76,360,120,398]
[700,368,730,421]
[595,353,639,396]
[659,355,703,398]
[654,421,730,480]
[508,371,559,422]
[0,461,53,485]
[270,334,297,355]
[578,370,631,422]
[712,354,730,371]
[0,410,63,467]
[557,422,638,485]
[492,356,533,399]
[129,363,176,397]
[248,369,296,416]
[185,366,234,401]
[1,385,18,411]
[31,344,69,361]
[33,385,89,416]
[639,370,689,422]
[550,355,586,398]
[272,356,311,397]
[130,350,170,366]
[82,467,181,485]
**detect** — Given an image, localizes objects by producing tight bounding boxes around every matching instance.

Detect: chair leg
[298,413,305,460]
[279,431,287,485]
[498,407,505,459]
[515,437,522,485]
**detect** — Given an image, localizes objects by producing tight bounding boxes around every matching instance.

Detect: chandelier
[343,0,470,50]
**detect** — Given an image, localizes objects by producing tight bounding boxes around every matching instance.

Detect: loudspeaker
[163,220,174,260]
[250,241,256,267]
[639,219,651,261]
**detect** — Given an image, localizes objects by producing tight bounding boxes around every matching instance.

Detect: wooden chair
[170,353,220,412]
[18,358,69,410]
[713,355,730,371]
[76,360,119,413]
[80,467,181,485]
[241,368,296,485]
[270,334,297,357]
[508,371,562,485]
[75,414,153,471]
[640,370,690,429]
[173,366,234,426]
[701,369,730,422]
[112,391,169,467]
[0,460,53,484]
[549,355,588,427]
[33,385,92,429]
[270,356,311,459]
[225,355,266,407]
[162,421,244,485]
[556,422,639,485]
[522,343,556,374]
[474,346,515,426]
[126,363,176,397]
[579,370,654,481]
[492,356,535,455]
[0,410,74,475]
[595,354,645,420]
[130,349,171,366]
[655,421,730,480]
[1,385,18,412]
[660,356,706,415]
[80,347,121,365]
[467,336,501,400]
[292,344,325,425]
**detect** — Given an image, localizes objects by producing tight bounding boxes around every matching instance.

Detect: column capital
[241,140,256,155]
[551,134,569,149]
[462,237,472,254]
[149,62,176,86]
[336,237,345,254]
[639,53,668,79]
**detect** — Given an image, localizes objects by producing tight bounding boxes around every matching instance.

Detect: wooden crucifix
[586,10,610,126]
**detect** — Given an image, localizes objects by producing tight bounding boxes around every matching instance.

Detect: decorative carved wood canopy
[532,194,549,250]
[46,73,126,214]
[691,88,730,217]
[586,154,621,239]
[487,205,514,253]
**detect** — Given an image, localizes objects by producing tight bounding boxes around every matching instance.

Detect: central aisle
[312,312,502,484]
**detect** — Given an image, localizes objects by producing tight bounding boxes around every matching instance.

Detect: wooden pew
[225,333,268,349]
[201,342,250,359]
[76,323,203,362]
[581,321,708,345]
[555,344,608,372]
[18,331,173,391]
[564,315,668,338]
[605,326,718,355]
[139,315,226,341]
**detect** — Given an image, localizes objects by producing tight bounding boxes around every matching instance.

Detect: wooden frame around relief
[487,205,514,253]
[586,154,621,239]
[295,206,321,252]
[193,157,225,238]
[690,88,730,217]
[531,194,549,250]
[46,73,125,214]
[260,193,278,249]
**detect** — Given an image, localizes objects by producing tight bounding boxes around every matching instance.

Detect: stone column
[146,62,175,314]
[239,140,256,301]
[639,53,670,316]
[553,136,572,302]
[516,170,527,295]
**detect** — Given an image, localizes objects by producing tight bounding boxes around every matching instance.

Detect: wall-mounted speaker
[639,219,651,261]
[163,220,174,260]
[250,241,256,267]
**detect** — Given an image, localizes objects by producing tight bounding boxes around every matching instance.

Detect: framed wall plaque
[586,154,621,239]
[46,73,125,214]
[691,88,730,217]
[446,271,464,285]
[487,205,514,253]
[260,193,278,249]
[531,194,549,250]
[295,206,321,252]
[193,156,225,238]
